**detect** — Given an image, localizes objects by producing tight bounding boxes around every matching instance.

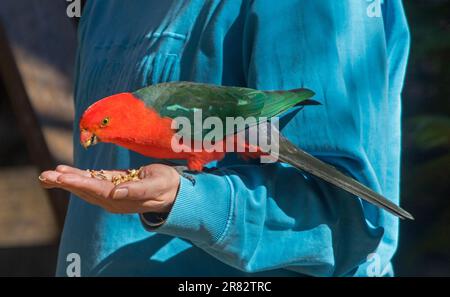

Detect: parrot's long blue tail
[276,135,414,220]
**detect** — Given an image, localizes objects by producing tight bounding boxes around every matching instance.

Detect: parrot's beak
[80,129,98,149]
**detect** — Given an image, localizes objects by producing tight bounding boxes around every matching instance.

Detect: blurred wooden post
[0,22,68,232]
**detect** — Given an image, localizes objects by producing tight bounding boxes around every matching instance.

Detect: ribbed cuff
[140,212,168,228]
[140,173,233,245]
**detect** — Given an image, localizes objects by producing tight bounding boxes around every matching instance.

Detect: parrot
[79,81,413,220]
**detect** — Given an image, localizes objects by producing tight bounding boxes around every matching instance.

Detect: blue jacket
[56,0,410,276]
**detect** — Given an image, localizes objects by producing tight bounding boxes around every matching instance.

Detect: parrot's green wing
[133,81,316,140]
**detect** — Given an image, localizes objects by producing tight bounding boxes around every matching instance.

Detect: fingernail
[38,175,46,182]
[113,188,128,199]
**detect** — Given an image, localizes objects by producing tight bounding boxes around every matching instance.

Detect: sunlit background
[0,0,448,276]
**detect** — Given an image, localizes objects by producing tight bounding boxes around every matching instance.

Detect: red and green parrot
[79,81,413,220]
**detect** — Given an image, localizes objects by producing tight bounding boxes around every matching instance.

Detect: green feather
[133,81,315,140]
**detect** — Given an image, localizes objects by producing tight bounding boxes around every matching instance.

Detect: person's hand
[39,164,180,214]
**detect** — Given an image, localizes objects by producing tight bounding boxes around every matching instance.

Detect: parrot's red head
[79,93,153,149]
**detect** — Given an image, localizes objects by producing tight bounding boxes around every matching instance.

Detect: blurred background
[0,0,448,276]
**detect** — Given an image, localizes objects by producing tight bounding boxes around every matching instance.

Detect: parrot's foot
[155,160,197,185]
[172,166,196,186]
[202,166,219,173]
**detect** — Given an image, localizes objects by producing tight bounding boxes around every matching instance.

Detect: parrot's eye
[101,117,110,127]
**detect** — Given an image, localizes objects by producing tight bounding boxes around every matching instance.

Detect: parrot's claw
[202,166,219,173]
[182,173,196,186]
[172,165,196,186]
[157,161,197,185]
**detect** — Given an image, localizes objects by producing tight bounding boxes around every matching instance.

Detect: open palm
[39,164,180,214]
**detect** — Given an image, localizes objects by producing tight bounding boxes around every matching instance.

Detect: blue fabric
[56,0,410,276]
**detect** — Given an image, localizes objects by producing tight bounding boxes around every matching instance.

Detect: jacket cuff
[140,173,233,245]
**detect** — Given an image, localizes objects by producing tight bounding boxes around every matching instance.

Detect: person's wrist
[140,170,180,228]
[141,174,232,245]
[162,172,180,213]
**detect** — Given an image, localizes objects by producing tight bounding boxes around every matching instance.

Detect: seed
[88,167,143,185]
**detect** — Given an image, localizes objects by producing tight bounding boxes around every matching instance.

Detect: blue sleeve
[145,0,409,277]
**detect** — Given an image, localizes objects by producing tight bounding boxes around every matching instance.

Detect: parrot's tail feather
[261,88,316,116]
[294,99,321,106]
[276,136,414,220]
